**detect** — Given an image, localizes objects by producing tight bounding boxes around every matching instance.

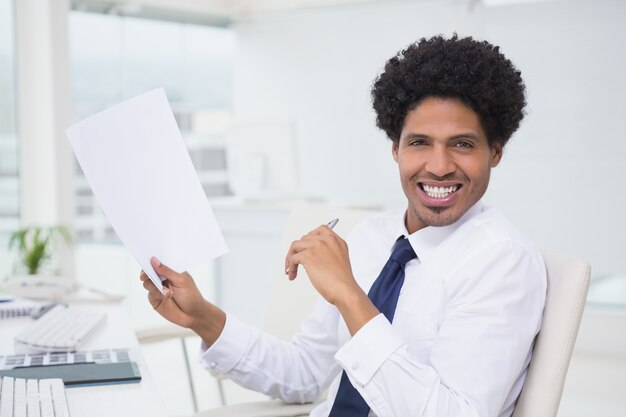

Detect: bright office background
[1,0,625,416]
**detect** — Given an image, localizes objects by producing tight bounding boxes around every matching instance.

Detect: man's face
[393,97,502,233]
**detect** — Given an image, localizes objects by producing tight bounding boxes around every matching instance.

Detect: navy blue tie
[329,237,417,417]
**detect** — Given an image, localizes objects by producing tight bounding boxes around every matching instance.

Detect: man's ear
[392,140,399,163]
[490,143,503,168]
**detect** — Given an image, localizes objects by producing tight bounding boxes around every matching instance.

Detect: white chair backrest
[512,251,591,417]
[262,203,379,339]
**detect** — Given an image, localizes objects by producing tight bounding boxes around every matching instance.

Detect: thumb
[151,257,185,284]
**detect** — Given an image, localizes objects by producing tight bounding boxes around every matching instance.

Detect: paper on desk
[66,88,228,293]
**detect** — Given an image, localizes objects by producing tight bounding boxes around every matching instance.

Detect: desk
[0,302,168,417]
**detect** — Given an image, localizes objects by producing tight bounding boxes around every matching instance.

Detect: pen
[285,218,340,274]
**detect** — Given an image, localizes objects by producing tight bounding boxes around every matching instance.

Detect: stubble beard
[410,204,463,228]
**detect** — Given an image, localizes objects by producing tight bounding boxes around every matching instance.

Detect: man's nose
[425,146,456,177]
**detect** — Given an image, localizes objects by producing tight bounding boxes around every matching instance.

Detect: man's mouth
[420,184,460,199]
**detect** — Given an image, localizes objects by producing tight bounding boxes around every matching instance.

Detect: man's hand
[285,225,356,305]
[140,257,226,346]
[285,225,379,334]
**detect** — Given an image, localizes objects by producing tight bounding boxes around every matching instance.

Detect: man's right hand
[140,257,226,346]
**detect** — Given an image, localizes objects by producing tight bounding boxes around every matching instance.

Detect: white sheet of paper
[66,88,228,293]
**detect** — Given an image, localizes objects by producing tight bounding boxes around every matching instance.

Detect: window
[70,11,235,242]
[0,0,20,275]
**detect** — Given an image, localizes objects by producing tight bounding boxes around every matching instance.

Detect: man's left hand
[285,224,379,335]
[285,225,358,306]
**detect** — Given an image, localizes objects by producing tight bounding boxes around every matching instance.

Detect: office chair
[135,324,202,411]
[512,251,591,417]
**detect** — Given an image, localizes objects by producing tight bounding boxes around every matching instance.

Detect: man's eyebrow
[449,133,480,140]
[401,133,430,140]
[401,132,480,140]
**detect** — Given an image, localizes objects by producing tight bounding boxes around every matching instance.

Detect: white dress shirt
[199,202,546,417]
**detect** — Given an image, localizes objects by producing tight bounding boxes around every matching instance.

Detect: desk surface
[0,302,168,417]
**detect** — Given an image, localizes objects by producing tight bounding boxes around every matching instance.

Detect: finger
[143,278,163,301]
[141,269,167,289]
[142,276,160,293]
[147,288,163,310]
[307,230,344,251]
[285,239,305,270]
[289,236,320,254]
[287,263,298,280]
[285,238,318,275]
[151,257,185,285]
[287,252,307,281]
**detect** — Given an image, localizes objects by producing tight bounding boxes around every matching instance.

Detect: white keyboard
[0,376,70,417]
[0,349,132,370]
[15,306,106,353]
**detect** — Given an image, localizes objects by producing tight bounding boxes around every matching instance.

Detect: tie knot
[389,237,417,265]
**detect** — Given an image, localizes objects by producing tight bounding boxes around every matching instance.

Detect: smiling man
[141,35,546,417]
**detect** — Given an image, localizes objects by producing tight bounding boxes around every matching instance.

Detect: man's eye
[454,141,474,149]
[409,140,427,146]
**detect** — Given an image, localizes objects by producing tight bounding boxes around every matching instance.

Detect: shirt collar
[393,201,485,262]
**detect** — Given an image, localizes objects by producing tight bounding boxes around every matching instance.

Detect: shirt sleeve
[198,297,343,404]
[198,313,256,374]
[335,240,546,417]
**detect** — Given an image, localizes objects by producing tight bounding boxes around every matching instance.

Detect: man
[141,34,546,417]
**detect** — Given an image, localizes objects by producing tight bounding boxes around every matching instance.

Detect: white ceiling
[71,0,403,19]
[71,0,560,26]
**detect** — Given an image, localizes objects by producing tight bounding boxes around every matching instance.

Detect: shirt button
[209,361,217,369]
[351,361,360,370]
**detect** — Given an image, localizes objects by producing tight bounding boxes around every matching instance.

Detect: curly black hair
[371,34,526,147]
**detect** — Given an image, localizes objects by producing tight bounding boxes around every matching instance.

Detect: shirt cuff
[334,313,405,387]
[197,313,254,374]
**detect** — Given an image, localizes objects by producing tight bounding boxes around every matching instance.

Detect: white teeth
[421,184,459,199]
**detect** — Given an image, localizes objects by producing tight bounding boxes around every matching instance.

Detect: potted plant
[4,225,75,298]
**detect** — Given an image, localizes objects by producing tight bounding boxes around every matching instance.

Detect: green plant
[8,225,73,275]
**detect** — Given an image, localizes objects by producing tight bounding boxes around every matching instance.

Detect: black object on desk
[0,361,142,387]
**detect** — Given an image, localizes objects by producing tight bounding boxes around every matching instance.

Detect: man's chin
[418,206,462,227]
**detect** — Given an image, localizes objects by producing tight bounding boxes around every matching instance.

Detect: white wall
[231,0,626,276]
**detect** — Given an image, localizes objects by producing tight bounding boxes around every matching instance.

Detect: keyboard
[0,349,133,370]
[0,376,70,417]
[15,306,106,353]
